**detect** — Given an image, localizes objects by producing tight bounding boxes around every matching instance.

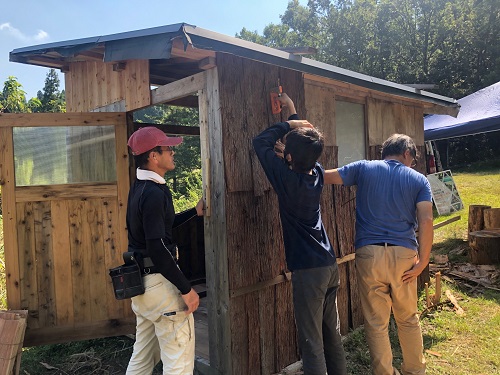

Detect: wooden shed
[1,23,459,375]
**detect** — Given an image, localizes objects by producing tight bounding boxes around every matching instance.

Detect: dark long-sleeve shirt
[127,179,196,294]
[252,116,337,271]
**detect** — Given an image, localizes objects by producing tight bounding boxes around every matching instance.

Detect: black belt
[372,242,398,247]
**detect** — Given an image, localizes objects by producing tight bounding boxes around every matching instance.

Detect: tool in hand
[270,79,283,114]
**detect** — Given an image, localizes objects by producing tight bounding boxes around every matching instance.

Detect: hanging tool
[270,79,283,114]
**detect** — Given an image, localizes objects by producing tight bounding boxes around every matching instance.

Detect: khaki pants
[126,273,195,375]
[356,245,426,375]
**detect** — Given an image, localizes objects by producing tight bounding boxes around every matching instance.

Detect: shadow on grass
[432,238,470,263]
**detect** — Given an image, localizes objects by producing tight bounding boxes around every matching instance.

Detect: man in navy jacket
[253,94,347,375]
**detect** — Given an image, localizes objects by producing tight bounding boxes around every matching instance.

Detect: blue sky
[1,0,304,99]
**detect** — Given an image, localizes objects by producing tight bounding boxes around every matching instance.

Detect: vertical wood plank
[202,67,232,375]
[258,288,275,374]
[347,261,364,328]
[51,200,74,325]
[0,127,21,309]
[16,202,38,328]
[103,199,127,319]
[114,118,130,268]
[124,60,151,111]
[229,295,249,374]
[69,200,92,323]
[366,98,382,146]
[274,281,298,370]
[34,201,56,327]
[217,54,304,193]
[88,200,108,322]
[304,83,336,146]
[87,62,97,111]
[413,106,425,145]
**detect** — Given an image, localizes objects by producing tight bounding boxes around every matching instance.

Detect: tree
[237,0,500,98]
[0,76,28,113]
[35,69,66,113]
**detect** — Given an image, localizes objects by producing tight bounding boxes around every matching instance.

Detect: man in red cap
[125,126,204,375]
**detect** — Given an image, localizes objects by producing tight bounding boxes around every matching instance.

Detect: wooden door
[0,112,133,346]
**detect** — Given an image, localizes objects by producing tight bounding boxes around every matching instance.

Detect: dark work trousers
[292,263,347,375]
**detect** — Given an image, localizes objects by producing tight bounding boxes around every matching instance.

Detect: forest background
[1,0,499,206]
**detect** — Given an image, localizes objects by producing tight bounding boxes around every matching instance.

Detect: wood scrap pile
[0,310,28,375]
[429,258,500,291]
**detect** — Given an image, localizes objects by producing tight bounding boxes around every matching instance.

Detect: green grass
[432,168,500,243]
[420,282,500,375]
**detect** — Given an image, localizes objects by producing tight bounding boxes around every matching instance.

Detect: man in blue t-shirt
[253,94,347,375]
[325,134,433,375]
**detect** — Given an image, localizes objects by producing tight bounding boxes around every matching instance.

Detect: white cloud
[34,30,49,41]
[0,22,49,43]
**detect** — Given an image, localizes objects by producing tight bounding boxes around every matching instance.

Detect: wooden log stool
[468,205,491,241]
[484,208,500,229]
[468,228,500,265]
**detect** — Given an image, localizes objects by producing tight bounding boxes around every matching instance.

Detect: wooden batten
[65,60,150,112]
[151,71,206,105]
[200,67,233,375]
[0,127,21,309]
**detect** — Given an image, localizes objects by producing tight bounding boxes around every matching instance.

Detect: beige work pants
[356,244,426,375]
[126,273,195,375]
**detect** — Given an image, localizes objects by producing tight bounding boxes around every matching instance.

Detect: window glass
[13,125,116,186]
[336,101,366,166]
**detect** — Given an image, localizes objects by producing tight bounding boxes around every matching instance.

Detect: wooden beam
[229,253,356,298]
[0,113,125,128]
[199,57,216,70]
[15,183,118,203]
[132,123,200,136]
[151,71,207,105]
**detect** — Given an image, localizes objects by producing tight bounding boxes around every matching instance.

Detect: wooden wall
[217,54,303,375]
[0,113,132,346]
[65,60,150,112]
[216,56,429,373]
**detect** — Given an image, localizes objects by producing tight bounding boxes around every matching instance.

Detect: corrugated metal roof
[10,22,459,113]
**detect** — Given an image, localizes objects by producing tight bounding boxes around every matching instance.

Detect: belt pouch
[109,252,145,300]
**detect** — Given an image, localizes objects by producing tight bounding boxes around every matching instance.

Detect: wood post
[468,205,491,240]
[0,310,28,375]
[469,229,500,264]
[484,208,500,229]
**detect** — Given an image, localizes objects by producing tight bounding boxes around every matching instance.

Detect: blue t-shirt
[338,160,432,250]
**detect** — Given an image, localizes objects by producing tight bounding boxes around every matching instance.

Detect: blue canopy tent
[424,81,500,171]
[425,81,500,141]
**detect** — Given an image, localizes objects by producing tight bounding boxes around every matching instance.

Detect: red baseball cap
[128,127,183,156]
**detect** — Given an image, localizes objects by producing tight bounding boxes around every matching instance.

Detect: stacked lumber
[0,310,28,375]
[468,206,500,264]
